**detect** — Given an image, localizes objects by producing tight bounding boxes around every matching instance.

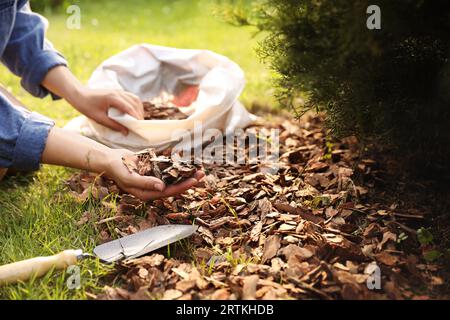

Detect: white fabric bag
[65,44,257,151]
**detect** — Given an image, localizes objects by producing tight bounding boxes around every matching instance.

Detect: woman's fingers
[125,173,165,192]
[122,92,144,119]
[159,171,205,197]
[108,95,141,119]
[194,170,205,181]
[125,187,159,202]
[159,177,199,197]
[125,170,205,201]
[125,178,197,201]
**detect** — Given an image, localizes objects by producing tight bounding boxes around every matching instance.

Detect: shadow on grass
[0,170,37,190]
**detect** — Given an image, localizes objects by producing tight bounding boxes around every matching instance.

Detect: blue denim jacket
[0,0,67,171]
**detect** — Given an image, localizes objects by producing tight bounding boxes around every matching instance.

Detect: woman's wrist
[87,146,114,174]
[63,82,86,109]
[42,128,113,173]
[42,66,86,108]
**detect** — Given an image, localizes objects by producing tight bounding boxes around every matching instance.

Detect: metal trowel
[0,224,197,286]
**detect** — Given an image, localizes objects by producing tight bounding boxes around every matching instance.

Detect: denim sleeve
[0,92,54,171]
[0,2,68,99]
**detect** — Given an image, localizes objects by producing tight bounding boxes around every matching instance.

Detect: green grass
[0,0,274,299]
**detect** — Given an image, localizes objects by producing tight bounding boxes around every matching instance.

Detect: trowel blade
[93,224,198,263]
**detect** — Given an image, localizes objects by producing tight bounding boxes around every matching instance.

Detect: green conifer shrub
[221,0,450,174]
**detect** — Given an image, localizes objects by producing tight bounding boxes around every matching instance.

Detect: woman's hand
[104,149,204,201]
[42,66,144,135]
[69,87,144,135]
[42,128,204,201]
[41,68,203,200]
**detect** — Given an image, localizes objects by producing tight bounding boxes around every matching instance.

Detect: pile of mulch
[67,113,448,300]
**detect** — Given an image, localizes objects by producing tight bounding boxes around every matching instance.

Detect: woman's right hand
[104,149,204,201]
[41,128,203,201]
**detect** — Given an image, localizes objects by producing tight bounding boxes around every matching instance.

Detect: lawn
[0,0,275,299]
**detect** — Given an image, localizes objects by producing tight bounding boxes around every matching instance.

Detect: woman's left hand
[42,66,144,135]
[70,87,144,135]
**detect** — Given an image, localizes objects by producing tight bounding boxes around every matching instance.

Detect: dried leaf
[279,244,313,261]
[162,289,183,300]
[261,235,281,263]
[242,275,259,300]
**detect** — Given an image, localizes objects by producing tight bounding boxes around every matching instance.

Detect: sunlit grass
[0,0,275,299]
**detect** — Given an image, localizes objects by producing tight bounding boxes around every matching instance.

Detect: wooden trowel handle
[0,249,81,286]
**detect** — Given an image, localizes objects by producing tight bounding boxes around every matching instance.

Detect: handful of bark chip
[122,149,199,185]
